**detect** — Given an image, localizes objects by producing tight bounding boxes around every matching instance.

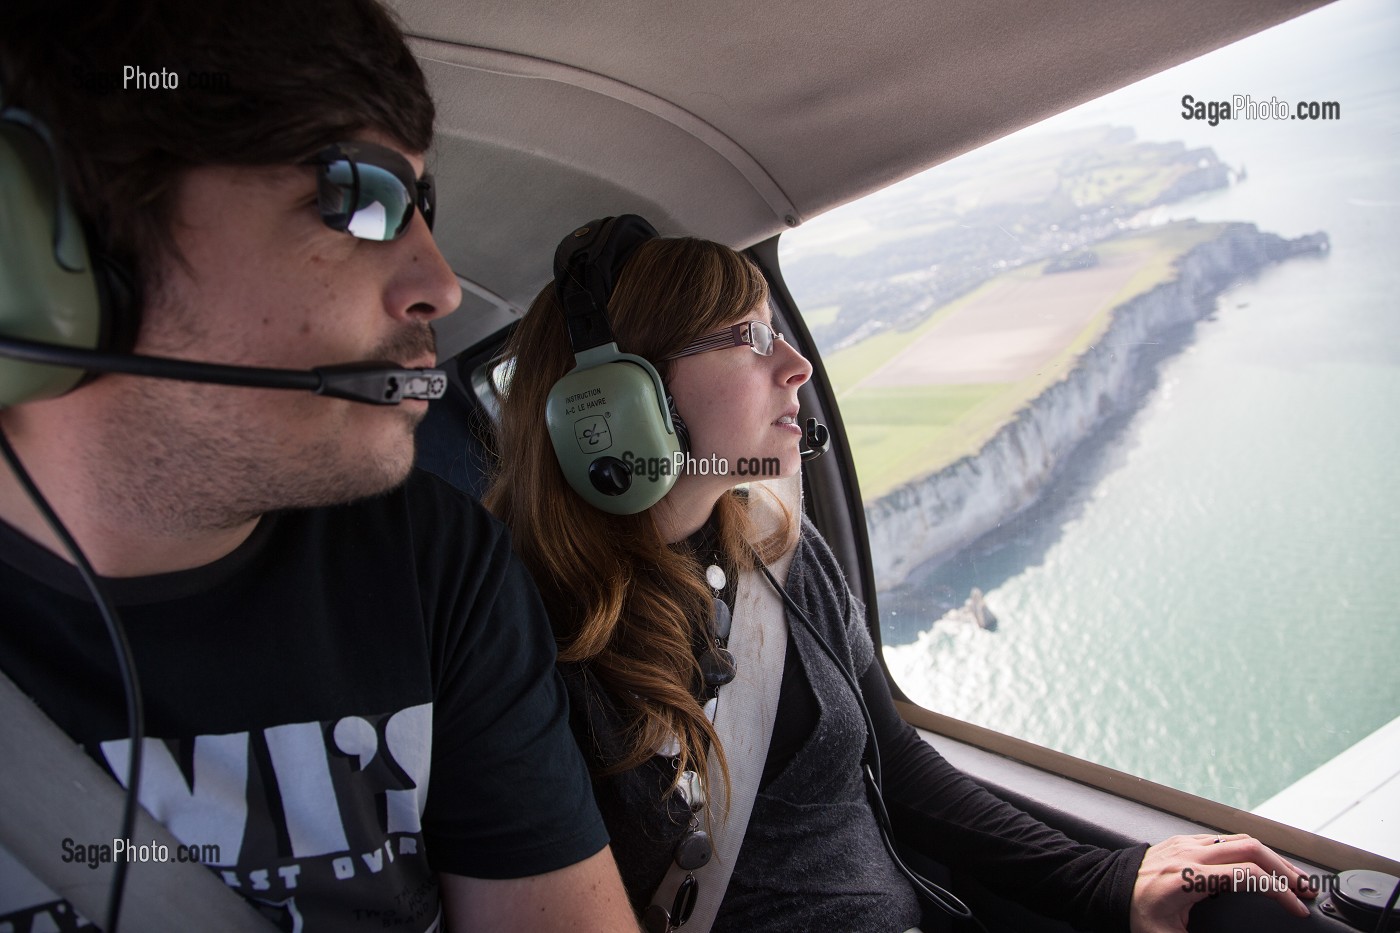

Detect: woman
[484,222,1313,933]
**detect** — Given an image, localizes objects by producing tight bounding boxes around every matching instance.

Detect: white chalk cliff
[863,223,1329,590]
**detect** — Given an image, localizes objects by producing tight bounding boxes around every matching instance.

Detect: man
[0,1,637,929]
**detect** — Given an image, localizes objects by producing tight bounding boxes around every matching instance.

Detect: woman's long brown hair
[484,236,793,797]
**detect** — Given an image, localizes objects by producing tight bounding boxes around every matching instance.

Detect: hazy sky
[1024,0,1399,154]
[783,0,1399,252]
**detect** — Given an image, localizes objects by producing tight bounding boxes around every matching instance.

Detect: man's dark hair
[0,0,435,297]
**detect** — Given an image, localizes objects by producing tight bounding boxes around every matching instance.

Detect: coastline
[863,221,1330,592]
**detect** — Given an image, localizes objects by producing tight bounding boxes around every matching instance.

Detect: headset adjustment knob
[588,456,632,495]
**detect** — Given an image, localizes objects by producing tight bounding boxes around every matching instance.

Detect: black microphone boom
[0,335,446,405]
[799,417,830,462]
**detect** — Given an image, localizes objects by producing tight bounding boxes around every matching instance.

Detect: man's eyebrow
[236,162,314,193]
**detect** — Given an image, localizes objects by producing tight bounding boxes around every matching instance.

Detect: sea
[877,0,1400,817]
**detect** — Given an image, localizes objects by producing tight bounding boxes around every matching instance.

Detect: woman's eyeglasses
[305,140,435,242]
[665,320,784,360]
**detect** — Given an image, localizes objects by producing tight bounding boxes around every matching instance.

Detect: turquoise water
[877,0,1400,812]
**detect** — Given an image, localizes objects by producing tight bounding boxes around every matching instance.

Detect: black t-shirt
[0,470,608,931]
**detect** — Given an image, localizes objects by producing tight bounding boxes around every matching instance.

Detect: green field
[828,222,1226,498]
[1064,163,1192,208]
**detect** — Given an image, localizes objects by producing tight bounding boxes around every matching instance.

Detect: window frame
[747,235,1400,877]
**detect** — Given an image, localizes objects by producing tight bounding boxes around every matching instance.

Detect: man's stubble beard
[102,285,439,532]
[86,376,422,535]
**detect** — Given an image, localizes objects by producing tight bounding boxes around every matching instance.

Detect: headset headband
[553,214,659,353]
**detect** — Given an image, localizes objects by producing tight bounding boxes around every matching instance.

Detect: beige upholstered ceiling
[389,0,1332,354]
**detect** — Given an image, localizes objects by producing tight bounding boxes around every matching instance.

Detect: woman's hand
[1128,833,1315,933]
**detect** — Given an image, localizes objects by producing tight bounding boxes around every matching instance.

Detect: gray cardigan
[562,519,1144,931]
[561,521,922,932]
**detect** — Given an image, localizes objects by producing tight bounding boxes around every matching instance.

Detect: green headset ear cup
[547,345,682,515]
[0,113,104,406]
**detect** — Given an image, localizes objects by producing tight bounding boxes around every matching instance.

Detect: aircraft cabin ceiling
[389,0,1332,348]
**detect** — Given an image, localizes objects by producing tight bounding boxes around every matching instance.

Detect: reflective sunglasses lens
[322,160,414,241]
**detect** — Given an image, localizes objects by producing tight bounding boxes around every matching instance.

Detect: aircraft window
[779,0,1398,862]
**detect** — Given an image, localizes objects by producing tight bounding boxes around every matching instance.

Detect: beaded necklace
[652,537,737,911]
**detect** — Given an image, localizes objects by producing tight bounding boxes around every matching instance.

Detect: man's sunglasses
[664,320,784,360]
[305,141,435,242]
